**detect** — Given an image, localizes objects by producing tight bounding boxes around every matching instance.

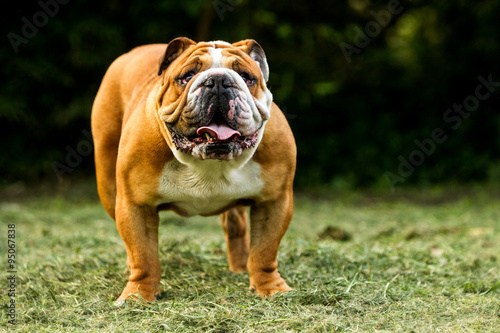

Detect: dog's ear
[158,37,196,76]
[232,39,269,82]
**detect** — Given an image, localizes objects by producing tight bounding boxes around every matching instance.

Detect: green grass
[1,182,499,332]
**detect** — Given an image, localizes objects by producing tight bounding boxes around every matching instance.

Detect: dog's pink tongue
[197,121,240,140]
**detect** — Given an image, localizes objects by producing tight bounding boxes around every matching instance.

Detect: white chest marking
[157,159,263,216]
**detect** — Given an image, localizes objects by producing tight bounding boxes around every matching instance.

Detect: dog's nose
[204,75,233,94]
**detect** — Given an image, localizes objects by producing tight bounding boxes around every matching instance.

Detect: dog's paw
[249,278,292,299]
[113,298,126,307]
[115,282,160,305]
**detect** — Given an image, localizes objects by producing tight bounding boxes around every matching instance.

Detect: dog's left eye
[239,72,256,86]
[179,72,195,85]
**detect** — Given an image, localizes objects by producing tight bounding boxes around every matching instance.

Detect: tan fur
[91,39,296,303]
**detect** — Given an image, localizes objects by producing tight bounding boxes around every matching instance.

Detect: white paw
[113,299,125,307]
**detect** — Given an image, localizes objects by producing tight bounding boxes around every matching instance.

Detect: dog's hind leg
[221,206,250,273]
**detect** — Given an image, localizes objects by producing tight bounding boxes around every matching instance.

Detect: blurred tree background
[1,0,499,190]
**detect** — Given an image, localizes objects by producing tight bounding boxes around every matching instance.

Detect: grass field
[1,182,499,332]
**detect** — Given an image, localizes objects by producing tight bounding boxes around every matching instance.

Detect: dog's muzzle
[169,73,261,161]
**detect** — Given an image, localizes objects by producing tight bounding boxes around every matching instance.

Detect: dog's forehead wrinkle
[208,40,232,47]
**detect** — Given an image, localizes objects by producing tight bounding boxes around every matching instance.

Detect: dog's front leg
[114,195,161,304]
[248,190,293,298]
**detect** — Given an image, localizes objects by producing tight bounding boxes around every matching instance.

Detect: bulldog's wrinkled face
[156,38,272,161]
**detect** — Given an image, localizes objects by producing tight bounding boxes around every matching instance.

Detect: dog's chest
[157,159,263,216]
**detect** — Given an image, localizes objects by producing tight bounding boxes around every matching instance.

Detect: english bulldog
[91,37,296,304]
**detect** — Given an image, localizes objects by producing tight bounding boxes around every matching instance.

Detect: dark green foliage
[2,0,500,188]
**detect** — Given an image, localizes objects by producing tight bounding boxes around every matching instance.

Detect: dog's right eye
[179,72,195,86]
